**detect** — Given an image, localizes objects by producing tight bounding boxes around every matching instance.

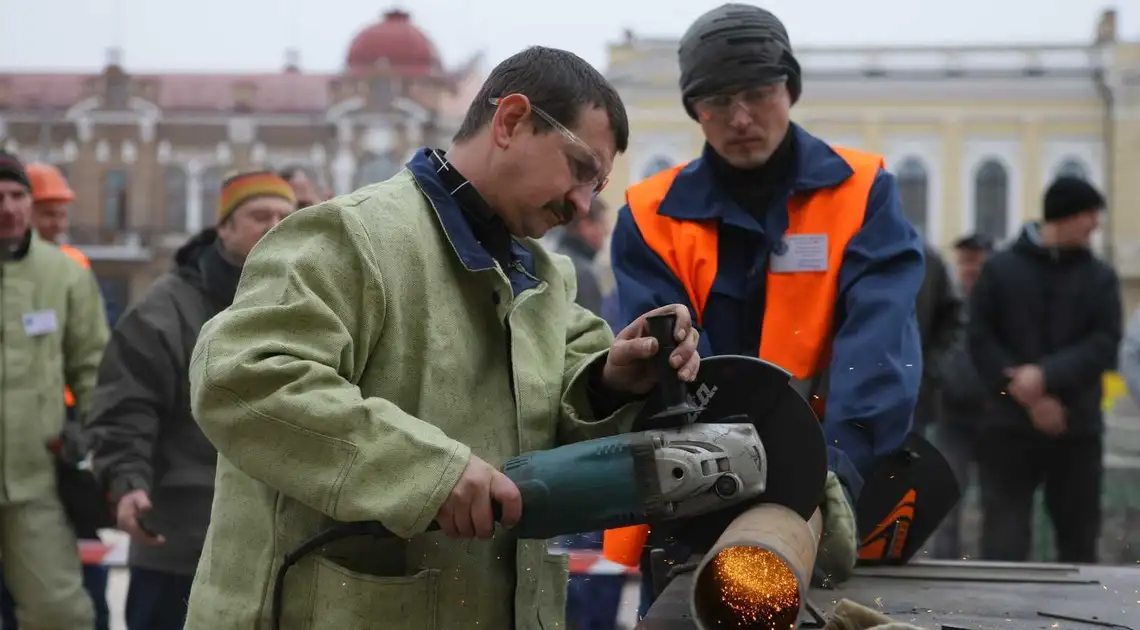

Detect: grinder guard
[635,355,829,554]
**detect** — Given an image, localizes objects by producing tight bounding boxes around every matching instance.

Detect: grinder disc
[636,355,828,553]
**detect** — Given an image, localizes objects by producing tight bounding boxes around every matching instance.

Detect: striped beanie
[217,169,296,224]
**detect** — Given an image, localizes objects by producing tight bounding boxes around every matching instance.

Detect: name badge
[770,234,829,273]
[22,309,59,337]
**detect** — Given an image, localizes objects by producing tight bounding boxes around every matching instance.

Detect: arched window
[355,154,400,189]
[896,157,929,238]
[973,159,1009,241]
[163,166,188,232]
[1054,157,1090,181]
[641,155,675,180]
[200,166,227,226]
[101,169,129,232]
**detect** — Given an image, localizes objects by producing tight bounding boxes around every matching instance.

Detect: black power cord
[271,520,441,630]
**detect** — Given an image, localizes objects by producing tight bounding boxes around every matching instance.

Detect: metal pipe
[690,504,823,630]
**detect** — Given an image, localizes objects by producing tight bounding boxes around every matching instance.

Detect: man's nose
[728,101,752,129]
[568,187,594,218]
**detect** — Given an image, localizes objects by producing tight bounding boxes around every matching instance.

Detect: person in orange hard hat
[25,163,89,270]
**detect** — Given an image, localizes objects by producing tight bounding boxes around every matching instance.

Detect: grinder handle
[646,313,686,410]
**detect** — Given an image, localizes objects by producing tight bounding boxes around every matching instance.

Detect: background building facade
[601,9,1140,309]
[0,9,484,318]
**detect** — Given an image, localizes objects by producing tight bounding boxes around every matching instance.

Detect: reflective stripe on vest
[626,146,883,384]
[59,244,89,409]
[61,244,90,270]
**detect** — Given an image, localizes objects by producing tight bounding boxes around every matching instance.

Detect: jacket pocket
[308,556,439,630]
[536,553,569,629]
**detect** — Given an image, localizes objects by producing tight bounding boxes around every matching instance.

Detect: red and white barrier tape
[80,540,639,576]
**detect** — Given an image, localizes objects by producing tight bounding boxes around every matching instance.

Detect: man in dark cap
[968,176,1120,563]
[0,149,108,629]
[610,2,925,604]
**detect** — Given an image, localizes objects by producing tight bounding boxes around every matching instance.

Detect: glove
[822,599,927,630]
[813,471,858,587]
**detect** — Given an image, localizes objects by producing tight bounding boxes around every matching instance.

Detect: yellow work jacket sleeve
[64,264,110,417]
[557,294,640,445]
[188,207,470,539]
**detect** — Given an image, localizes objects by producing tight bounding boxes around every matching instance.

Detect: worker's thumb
[490,472,523,528]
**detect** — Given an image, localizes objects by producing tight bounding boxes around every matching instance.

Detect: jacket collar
[406,148,536,275]
[657,123,857,223]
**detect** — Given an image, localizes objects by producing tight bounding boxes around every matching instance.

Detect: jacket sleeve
[921,248,962,388]
[557,297,645,444]
[189,204,470,538]
[938,328,987,409]
[64,264,110,417]
[610,203,714,357]
[1120,308,1140,406]
[966,258,1019,391]
[1040,266,1122,393]
[825,169,924,492]
[87,299,177,501]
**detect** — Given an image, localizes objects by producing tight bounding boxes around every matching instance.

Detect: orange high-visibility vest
[59,244,90,408]
[602,146,884,567]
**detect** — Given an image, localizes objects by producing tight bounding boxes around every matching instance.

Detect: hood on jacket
[1012,221,1094,265]
[174,228,220,273]
[173,227,242,310]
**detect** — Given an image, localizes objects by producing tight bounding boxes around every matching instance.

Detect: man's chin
[724,147,773,169]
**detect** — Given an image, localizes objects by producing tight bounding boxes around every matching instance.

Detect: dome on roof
[345,9,441,74]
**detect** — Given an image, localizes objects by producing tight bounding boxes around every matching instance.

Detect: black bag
[53,420,116,536]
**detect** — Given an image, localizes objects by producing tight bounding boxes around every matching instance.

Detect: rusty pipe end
[690,504,822,630]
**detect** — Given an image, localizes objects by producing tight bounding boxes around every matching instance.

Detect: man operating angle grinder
[271,313,833,630]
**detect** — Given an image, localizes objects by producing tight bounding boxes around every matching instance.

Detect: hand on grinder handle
[603,304,701,396]
[435,454,522,540]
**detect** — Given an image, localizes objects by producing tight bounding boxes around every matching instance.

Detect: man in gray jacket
[86,170,295,629]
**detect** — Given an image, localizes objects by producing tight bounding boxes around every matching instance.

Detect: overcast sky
[2,0,1136,74]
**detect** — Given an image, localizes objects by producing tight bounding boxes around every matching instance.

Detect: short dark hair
[453,46,629,154]
[953,233,994,253]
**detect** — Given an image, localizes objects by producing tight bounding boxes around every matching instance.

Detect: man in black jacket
[914,242,962,434]
[929,233,993,559]
[968,176,1121,563]
[85,170,296,629]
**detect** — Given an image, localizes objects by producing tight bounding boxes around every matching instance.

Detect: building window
[97,275,132,325]
[200,166,227,226]
[896,157,929,238]
[1054,157,1090,181]
[354,154,399,189]
[163,166,188,232]
[106,75,130,110]
[102,169,129,231]
[641,155,675,180]
[973,159,1009,241]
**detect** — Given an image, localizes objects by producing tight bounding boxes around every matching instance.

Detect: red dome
[346,9,441,74]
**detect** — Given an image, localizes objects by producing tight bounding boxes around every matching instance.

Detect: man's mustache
[544,202,575,225]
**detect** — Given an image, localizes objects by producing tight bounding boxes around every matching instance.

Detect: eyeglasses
[691,82,786,123]
[489,97,608,196]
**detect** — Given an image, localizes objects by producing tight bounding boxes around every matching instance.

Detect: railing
[64,222,188,261]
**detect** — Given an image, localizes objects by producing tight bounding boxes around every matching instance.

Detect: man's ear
[491,93,533,150]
